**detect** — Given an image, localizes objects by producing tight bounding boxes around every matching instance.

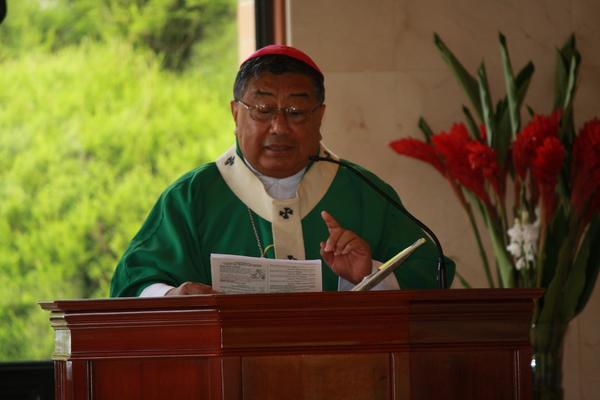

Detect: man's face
[231,72,325,178]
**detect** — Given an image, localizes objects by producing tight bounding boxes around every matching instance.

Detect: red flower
[467,141,505,199]
[432,123,491,206]
[571,118,600,224]
[532,136,565,221]
[389,138,444,174]
[512,111,561,179]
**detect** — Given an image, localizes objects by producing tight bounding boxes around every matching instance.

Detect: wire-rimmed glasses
[236,100,322,124]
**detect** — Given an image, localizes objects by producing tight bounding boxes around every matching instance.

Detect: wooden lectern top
[40,289,541,359]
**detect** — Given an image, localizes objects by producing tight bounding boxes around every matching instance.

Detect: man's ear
[315,104,326,128]
[230,100,239,125]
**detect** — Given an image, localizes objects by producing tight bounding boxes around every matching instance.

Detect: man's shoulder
[177,161,220,182]
[163,161,223,197]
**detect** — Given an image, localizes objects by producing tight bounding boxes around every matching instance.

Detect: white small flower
[523,223,539,243]
[507,243,522,258]
[506,213,540,271]
[507,219,524,242]
[524,249,536,262]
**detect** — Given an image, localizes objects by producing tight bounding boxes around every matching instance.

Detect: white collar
[244,160,305,200]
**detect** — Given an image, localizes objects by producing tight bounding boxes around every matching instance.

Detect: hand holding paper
[165,281,218,296]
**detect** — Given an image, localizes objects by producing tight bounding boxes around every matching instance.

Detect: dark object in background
[0,361,54,400]
[0,0,6,25]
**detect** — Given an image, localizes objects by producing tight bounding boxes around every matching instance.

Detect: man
[110,45,453,297]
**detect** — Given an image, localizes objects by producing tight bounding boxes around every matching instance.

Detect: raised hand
[320,210,372,284]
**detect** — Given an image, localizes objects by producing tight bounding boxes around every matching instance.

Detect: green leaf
[476,63,496,148]
[495,261,504,288]
[455,270,473,288]
[537,204,569,288]
[553,34,576,110]
[464,190,489,229]
[462,106,481,140]
[562,53,580,112]
[575,216,600,316]
[514,62,535,111]
[559,222,594,321]
[434,33,483,120]
[495,98,507,122]
[555,49,580,199]
[499,33,520,138]
[460,190,495,287]
[418,117,435,143]
[484,209,515,288]
[494,99,513,169]
[490,234,514,288]
[558,52,581,147]
[554,55,568,110]
[552,33,581,157]
[538,229,579,324]
[493,62,534,169]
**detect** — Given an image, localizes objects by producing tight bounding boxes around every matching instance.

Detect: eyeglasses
[236,99,322,124]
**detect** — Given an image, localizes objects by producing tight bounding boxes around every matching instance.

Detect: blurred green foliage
[0,0,237,360]
[1,0,233,70]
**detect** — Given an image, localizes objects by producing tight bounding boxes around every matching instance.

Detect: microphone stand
[310,156,449,289]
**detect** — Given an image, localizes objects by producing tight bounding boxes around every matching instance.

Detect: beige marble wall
[237,0,256,62]
[287,0,600,398]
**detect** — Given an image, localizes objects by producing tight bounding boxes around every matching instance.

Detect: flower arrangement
[389,33,600,399]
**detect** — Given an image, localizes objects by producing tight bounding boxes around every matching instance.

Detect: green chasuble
[110,145,454,297]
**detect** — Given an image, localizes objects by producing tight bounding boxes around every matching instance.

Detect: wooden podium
[40,289,541,400]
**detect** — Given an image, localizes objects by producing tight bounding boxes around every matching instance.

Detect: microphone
[310,155,449,289]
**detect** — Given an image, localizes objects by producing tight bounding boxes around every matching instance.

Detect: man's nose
[269,109,291,132]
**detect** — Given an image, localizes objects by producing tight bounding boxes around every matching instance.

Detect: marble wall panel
[393,0,572,71]
[288,0,402,72]
[573,0,600,67]
[321,72,400,175]
[575,66,600,125]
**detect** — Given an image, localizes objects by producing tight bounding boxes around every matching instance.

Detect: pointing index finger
[321,210,341,230]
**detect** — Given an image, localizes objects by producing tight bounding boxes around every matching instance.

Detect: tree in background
[0,0,237,360]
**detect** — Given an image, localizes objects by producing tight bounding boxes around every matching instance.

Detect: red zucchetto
[242,44,323,76]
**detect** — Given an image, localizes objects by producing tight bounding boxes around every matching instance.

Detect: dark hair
[233,54,325,103]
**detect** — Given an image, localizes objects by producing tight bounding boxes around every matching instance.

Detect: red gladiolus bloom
[512,111,561,179]
[571,118,600,224]
[388,138,445,174]
[432,123,491,206]
[467,141,505,199]
[532,136,565,221]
